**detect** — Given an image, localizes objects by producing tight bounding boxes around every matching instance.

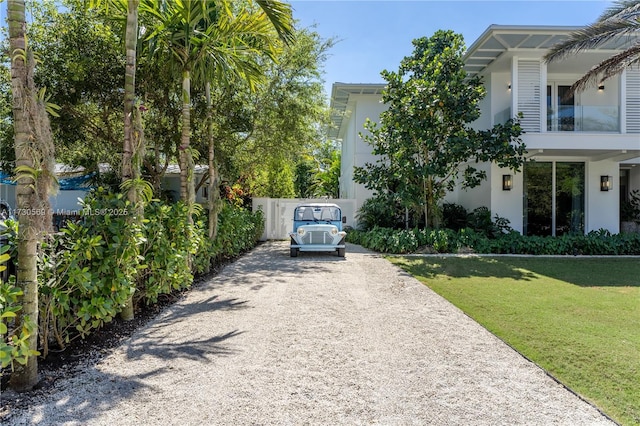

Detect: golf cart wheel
[290,247,299,257]
[337,248,345,257]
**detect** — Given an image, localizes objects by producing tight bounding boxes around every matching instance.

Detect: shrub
[355,195,404,231]
[347,226,640,255]
[209,203,264,261]
[0,242,39,370]
[2,193,265,361]
[38,189,143,356]
[441,202,468,231]
[137,201,201,305]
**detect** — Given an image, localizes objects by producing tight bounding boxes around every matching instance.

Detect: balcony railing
[494,105,621,133]
[494,108,512,126]
[547,105,620,133]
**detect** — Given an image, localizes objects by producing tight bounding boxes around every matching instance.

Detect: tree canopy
[354,30,526,227]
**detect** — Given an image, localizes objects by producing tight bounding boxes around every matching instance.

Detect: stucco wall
[340,94,387,213]
[587,160,620,233]
[490,164,524,233]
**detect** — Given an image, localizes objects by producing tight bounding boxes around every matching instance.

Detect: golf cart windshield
[294,205,341,222]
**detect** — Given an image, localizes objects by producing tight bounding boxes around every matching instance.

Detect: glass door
[524,161,585,236]
[547,84,575,131]
[555,162,585,236]
[524,162,553,236]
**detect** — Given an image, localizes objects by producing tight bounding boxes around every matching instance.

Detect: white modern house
[330,25,640,235]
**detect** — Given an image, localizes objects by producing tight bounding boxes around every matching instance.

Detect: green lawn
[389,256,640,426]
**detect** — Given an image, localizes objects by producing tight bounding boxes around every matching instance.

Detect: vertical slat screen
[626,67,640,133]
[517,60,541,132]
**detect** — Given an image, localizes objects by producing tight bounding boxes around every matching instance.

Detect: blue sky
[289,0,613,99]
[0,0,612,100]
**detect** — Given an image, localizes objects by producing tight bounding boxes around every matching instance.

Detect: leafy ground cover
[389,256,640,425]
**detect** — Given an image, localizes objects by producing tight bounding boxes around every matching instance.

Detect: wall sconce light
[502,174,513,191]
[598,83,605,91]
[508,83,511,91]
[600,175,612,191]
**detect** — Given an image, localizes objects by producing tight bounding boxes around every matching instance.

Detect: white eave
[463,24,636,78]
[329,83,385,140]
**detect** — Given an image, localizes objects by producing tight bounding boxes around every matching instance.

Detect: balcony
[547,105,620,133]
[493,105,621,133]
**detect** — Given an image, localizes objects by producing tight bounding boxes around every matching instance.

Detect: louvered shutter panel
[517,60,541,132]
[626,68,640,133]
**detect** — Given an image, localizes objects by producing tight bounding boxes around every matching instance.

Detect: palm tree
[7,0,56,391]
[120,0,142,321]
[89,0,145,320]
[544,1,640,94]
[142,0,293,218]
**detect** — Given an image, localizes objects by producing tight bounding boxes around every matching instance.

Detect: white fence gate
[252,198,357,241]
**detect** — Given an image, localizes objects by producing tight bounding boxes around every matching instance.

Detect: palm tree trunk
[205,82,221,240]
[179,69,195,212]
[119,0,140,321]
[7,0,39,391]
[122,0,138,186]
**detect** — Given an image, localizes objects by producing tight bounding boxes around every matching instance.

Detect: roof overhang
[463,24,637,78]
[525,148,640,163]
[329,83,385,140]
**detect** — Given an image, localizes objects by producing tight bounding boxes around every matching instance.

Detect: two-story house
[330,25,640,235]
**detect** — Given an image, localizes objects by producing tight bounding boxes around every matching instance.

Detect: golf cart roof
[295,203,341,209]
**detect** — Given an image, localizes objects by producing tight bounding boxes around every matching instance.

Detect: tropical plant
[311,141,341,198]
[441,202,468,231]
[37,188,142,356]
[347,226,640,255]
[544,1,640,94]
[0,240,39,373]
[355,194,405,231]
[142,0,294,212]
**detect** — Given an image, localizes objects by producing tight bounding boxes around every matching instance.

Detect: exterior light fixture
[508,83,511,90]
[502,174,512,191]
[598,83,605,91]
[600,175,612,191]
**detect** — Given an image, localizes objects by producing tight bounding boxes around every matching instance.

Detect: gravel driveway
[3,241,613,425]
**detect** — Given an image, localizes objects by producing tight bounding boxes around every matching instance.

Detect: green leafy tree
[354,31,526,227]
[223,28,333,198]
[263,156,296,198]
[29,1,125,174]
[311,140,341,198]
[142,0,294,213]
[294,155,316,198]
[544,1,640,94]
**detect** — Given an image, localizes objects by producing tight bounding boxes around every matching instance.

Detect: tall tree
[30,1,125,176]
[354,31,526,227]
[225,29,333,198]
[312,141,341,198]
[544,1,640,94]
[87,0,146,320]
[7,0,56,391]
[118,0,143,321]
[143,0,293,213]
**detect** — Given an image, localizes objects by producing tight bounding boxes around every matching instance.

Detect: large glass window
[523,161,585,236]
